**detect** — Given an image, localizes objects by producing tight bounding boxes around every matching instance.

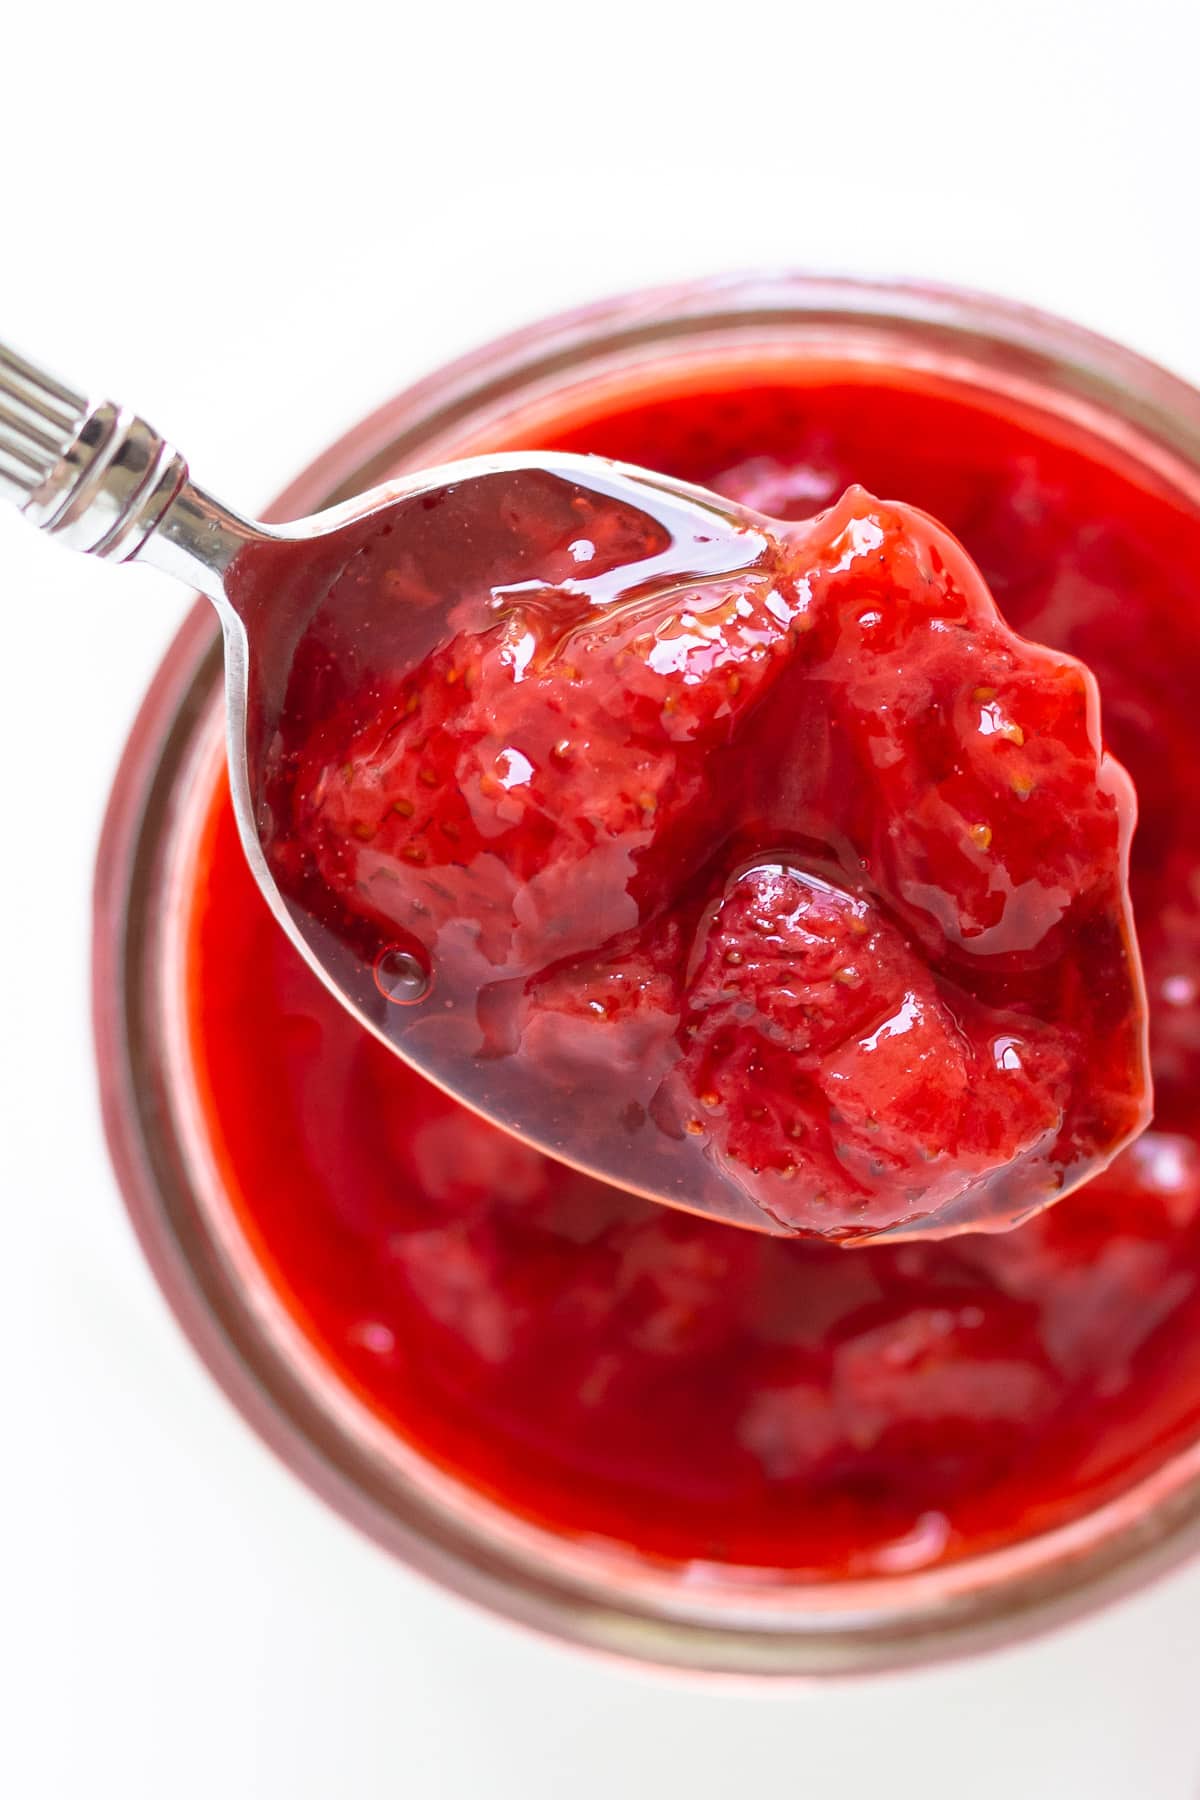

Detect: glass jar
[93,272,1200,1676]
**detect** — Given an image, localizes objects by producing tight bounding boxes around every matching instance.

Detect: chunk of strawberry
[663,863,1067,1237]
[831,1296,1060,1468]
[736,1289,1060,1495]
[772,490,1129,961]
[514,918,685,1099]
[281,549,800,983]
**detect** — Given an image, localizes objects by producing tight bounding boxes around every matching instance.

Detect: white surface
[4,1,1200,1794]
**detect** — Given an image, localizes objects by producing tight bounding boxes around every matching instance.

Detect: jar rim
[93,271,1200,1676]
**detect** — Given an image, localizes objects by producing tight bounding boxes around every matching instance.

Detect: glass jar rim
[93,271,1200,1677]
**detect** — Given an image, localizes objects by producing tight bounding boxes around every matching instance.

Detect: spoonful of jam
[0,342,1150,1241]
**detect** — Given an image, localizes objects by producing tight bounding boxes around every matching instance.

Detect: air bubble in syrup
[373,943,432,1005]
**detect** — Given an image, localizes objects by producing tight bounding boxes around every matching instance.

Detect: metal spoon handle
[0,339,258,601]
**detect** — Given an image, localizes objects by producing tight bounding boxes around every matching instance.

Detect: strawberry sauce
[187,365,1200,1575]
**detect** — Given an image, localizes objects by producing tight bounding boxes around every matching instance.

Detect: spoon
[0,342,1148,1244]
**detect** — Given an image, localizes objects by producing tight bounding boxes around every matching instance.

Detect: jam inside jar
[96,279,1200,1669]
[184,353,1200,1578]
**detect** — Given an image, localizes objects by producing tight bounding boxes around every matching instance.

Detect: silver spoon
[2,341,1135,1247]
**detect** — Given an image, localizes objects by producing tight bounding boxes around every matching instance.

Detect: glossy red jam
[257,471,1146,1241]
[188,364,1200,1576]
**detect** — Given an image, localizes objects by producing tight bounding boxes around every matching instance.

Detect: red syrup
[187,364,1200,1575]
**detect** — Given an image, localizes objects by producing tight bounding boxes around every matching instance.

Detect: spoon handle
[0,339,258,602]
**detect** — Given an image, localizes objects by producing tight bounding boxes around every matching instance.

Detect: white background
[3,1,1200,1794]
